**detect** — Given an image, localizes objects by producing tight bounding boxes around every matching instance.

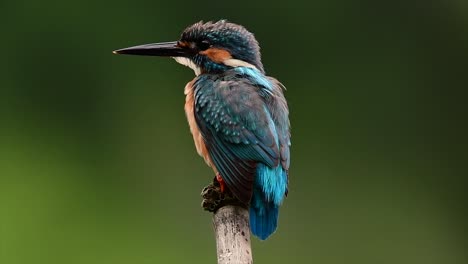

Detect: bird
[113,20,290,240]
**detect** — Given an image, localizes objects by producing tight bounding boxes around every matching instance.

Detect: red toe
[216,172,226,192]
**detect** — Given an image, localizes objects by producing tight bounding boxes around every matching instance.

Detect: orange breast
[184,80,216,172]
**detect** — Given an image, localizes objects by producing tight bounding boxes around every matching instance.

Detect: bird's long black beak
[113,41,190,57]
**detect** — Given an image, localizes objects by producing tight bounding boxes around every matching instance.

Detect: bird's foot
[201,177,245,213]
[215,172,226,192]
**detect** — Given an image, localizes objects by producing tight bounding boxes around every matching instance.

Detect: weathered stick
[202,179,253,264]
[213,206,252,264]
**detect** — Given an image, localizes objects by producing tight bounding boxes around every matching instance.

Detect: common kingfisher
[114,20,291,240]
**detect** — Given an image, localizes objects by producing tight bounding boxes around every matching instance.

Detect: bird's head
[114,20,264,75]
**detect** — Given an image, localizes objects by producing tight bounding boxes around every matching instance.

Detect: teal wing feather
[193,75,280,204]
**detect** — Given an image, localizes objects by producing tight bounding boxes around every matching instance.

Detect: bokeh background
[1,0,467,263]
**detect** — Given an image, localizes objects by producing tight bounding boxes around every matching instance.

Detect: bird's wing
[266,77,291,170]
[193,77,280,204]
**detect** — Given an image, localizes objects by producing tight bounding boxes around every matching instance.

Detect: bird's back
[188,67,290,239]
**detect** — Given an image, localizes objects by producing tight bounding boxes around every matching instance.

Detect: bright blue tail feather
[250,191,279,240]
[249,164,287,240]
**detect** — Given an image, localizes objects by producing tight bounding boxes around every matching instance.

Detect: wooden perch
[213,206,252,264]
[202,179,253,264]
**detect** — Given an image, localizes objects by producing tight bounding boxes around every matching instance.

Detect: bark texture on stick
[213,206,253,264]
[201,179,253,264]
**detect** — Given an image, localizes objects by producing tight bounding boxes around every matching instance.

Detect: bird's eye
[198,40,211,51]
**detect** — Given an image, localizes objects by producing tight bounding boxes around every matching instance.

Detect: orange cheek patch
[177,41,190,48]
[200,48,232,63]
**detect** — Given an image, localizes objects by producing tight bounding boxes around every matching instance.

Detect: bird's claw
[201,181,222,212]
[201,177,245,213]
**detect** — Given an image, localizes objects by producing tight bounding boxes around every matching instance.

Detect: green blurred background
[1,0,467,263]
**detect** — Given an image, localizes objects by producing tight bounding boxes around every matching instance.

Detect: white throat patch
[223,59,257,70]
[173,57,201,76]
[173,57,259,76]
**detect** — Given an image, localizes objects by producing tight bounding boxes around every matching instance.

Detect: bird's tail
[249,164,287,240]
[249,191,279,240]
